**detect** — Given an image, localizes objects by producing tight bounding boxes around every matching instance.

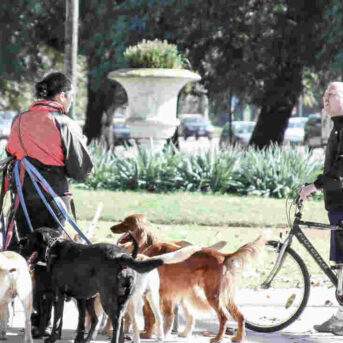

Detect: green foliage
[177,149,239,192]
[233,145,321,198]
[78,144,322,198]
[124,39,187,69]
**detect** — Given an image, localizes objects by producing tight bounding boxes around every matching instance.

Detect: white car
[219,121,255,148]
[0,112,16,139]
[284,117,308,145]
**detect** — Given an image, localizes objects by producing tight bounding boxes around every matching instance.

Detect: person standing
[301,81,343,334]
[5,71,93,336]
[6,71,93,250]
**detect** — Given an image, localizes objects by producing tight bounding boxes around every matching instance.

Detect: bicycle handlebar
[294,193,303,206]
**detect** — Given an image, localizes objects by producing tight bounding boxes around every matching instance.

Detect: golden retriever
[111,214,265,342]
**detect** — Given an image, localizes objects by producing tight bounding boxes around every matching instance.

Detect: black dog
[31,263,55,339]
[25,227,164,343]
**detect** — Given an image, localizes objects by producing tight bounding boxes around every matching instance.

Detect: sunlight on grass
[67,187,333,283]
[71,186,328,228]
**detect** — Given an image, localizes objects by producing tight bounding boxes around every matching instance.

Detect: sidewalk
[6,287,343,343]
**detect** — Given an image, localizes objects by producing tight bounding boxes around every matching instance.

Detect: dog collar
[45,237,64,262]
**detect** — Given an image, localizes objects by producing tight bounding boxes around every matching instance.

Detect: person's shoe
[314,315,343,333]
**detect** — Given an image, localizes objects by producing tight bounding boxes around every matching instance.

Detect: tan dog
[0,251,33,343]
[112,214,226,253]
[111,215,265,343]
[108,214,227,338]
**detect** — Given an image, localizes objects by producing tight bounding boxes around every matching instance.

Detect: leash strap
[4,162,25,250]
[23,161,73,241]
[13,161,33,233]
[0,158,14,246]
[22,158,91,245]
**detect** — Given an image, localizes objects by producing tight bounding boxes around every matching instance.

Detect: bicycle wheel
[235,240,311,332]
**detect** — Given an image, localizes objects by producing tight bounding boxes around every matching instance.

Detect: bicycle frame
[264,205,342,289]
[244,200,343,332]
[293,219,338,286]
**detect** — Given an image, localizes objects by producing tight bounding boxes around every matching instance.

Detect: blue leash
[14,162,34,233]
[14,159,91,245]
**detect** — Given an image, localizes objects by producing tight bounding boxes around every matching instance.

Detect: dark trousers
[7,193,70,253]
[6,191,70,336]
[329,211,343,262]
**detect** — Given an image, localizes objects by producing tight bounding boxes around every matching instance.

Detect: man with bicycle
[301,81,343,334]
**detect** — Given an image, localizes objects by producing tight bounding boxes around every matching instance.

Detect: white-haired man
[301,81,343,334]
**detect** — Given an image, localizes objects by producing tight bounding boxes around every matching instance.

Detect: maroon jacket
[7,101,93,194]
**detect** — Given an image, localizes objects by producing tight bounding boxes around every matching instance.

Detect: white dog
[91,245,201,342]
[0,251,33,343]
[102,246,201,342]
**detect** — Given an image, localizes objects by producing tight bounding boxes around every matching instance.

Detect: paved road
[6,286,343,343]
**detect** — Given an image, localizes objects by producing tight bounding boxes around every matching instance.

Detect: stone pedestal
[108,68,201,150]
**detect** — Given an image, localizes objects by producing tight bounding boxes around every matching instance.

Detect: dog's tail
[142,245,201,264]
[119,245,200,273]
[119,256,164,274]
[207,240,226,250]
[224,235,266,275]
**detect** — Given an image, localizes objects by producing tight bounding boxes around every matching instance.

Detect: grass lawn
[72,186,328,227]
[69,186,333,283]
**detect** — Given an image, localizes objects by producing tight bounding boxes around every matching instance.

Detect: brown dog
[111,214,265,342]
[109,214,226,338]
[112,214,226,253]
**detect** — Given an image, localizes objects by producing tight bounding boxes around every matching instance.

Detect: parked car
[113,121,131,145]
[284,117,308,145]
[0,112,16,139]
[179,115,214,140]
[219,121,255,148]
[113,112,125,122]
[303,113,323,148]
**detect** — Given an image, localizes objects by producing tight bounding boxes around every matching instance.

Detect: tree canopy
[1,0,343,147]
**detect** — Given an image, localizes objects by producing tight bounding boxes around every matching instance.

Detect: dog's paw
[0,331,6,340]
[31,327,40,339]
[178,330,191,338]
[139,332,152,339]
[73,336,86,343]
[164,333,173,341]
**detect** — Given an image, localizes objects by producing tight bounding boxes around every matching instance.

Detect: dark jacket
[314,116,343,211]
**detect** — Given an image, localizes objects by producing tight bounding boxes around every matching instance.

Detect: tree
[0,0,339,147]
[137,0,330,147]
[0,0,46,110]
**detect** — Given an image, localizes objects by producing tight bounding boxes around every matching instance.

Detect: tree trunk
[249,64,303,149]
[83,75,107,144]
[83,63,127,145]
[63,0,79,119]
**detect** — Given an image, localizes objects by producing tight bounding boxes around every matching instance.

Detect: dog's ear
[110,223,128,234]
[18,237,30,258]
[19,237,28,248]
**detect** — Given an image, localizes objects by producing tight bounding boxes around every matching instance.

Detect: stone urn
[108,68,201,150]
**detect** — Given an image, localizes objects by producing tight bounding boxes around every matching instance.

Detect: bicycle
[235,192,343,333]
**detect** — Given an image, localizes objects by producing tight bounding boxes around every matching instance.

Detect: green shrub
[233,145,322,198]
[76,143,322,199]
[177,149,240,192]
[124,39,187,69]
